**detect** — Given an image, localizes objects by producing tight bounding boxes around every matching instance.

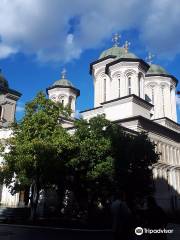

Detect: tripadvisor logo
[135,227,143,235]
[135,227,173,235]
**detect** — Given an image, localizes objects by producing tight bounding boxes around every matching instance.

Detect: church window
[138,76,141,97]
[151,87,154,104]
[61,99,64,106]
[0,106,2,120]
[161,85,165,116]
[104,78,106,102]
[128,76,131,95]
[170,86,173,117]
[118,78,120,98]
[69,96,73,108]
[51,95,56,101]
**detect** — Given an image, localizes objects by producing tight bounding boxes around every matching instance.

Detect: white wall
[48,87,77,117]
[144,76,177,122]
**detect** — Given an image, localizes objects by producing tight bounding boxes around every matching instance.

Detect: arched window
[118,78,120,98]
[161,85,165,116]
[138,76,141,97]
[151,86,154,104]
[58,95,65,106]
[170,86,173,117]
[104,78,106,102]
[69,96,73,108]
[128,76,131,95]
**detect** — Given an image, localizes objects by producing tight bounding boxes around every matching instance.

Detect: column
[166,145,169,164]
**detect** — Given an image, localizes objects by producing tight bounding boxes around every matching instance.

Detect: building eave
[145,74,178,86]
[89,55,116,75]
[105,58,150,75]
[0,86,22,98]
[46,85,80,97]
[101,94,153,108]
[115,115,180,142]
[80,106,103,114]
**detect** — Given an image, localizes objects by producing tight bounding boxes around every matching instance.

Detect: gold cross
[123,40,131,53]
[61,68,67,79]
[112,33,121,47]
[146,52,155,65]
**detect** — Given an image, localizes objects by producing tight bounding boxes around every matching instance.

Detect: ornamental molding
[124,69,137,77]
[111,71,122,79]
[94,67,105,78]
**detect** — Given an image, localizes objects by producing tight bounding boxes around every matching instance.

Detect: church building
[0,34,180,212]
[80,34,180,211]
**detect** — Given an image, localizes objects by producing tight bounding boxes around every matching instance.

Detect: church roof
[52,79,74,87]
[147,64,169,75]
[52,69,74,87]
[99,46,138,60]
[99,46,126,59]
[47,69,80,96]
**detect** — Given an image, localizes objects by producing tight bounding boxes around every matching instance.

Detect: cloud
[176,96,180,110]
[0,0,180,63]
[16,102,25,113]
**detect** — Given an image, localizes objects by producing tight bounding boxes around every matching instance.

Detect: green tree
[67,115,114,215]
[108,124,159,203]
[68,115,159,216]
[0,92,74,220]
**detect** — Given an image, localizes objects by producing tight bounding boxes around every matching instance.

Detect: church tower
[144,55,177,122]
[46,69,80,118]
[90,34,149,108]
[0,70,21,127]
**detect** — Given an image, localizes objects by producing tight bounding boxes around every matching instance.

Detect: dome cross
[112,33,121,47]
[61,68,67,79]
[123,40,131,53]
[146,52,155,65]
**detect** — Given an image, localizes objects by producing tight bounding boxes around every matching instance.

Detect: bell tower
[47,68,80,118]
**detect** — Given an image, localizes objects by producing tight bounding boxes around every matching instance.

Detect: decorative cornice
[153,117,180,133]
[89,56,116,75]
[46,85,80,97]
[0,86,22,98]
[105,58,150,75]
[80,106,103,113]
[101,94,153,109]
[115,115,180,142]
[145,74,178,86]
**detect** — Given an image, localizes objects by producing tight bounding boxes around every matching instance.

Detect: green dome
[121,52,138,59]
[99,46,138,60]
[0,73,9,88]
[147,64,168,75]
[99,46,126,59]
[52,79,74,87]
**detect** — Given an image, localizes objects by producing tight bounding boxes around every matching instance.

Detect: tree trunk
[29,180,40,221]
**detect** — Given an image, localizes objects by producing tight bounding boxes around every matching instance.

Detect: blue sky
[0,0,179,122]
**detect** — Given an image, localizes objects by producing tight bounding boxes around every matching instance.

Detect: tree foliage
[0,92,74,218]
[67,115,159,213]
[0,93,159,219]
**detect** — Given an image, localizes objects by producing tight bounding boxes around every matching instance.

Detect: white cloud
[0,0,180,62]
[16,102,25,113]
[176,96,180,110]
[0,43,17,59]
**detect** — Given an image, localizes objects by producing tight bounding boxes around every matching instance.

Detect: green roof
[52,79,74,87]
[147,64,168,75]
[99,46,126,59]
[99,46,138,60]
[121,52,138,59]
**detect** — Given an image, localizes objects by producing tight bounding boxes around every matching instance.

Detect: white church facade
[81,35,180,211]
[0,34,180,212]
